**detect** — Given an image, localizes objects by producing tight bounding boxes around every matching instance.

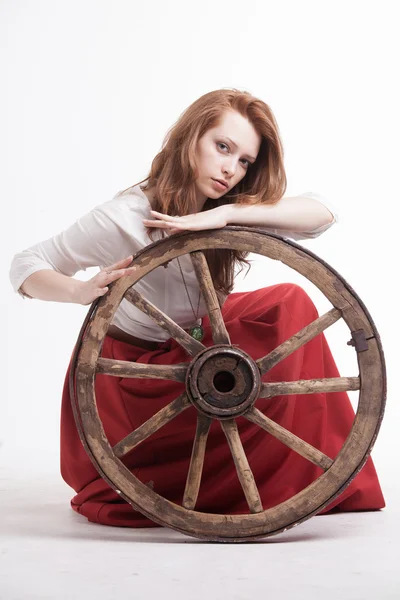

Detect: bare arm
[20,256,137,305]
[144,193,338,239]
[10,199,147,305]
[225,195,334,232]
[20,270,84,302]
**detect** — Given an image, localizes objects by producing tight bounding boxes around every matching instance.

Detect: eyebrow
[223,136,257,161]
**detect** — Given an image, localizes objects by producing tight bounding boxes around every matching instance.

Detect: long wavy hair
[119,88,287,300]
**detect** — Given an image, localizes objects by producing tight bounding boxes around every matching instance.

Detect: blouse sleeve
[9,202,142,297]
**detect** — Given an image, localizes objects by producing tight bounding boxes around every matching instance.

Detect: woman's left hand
[142,206,229,235]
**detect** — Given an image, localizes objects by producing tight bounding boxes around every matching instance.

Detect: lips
[212,178,228,189]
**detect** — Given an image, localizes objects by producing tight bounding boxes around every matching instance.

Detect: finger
[143,219,173,228]
[102,265,136,278]
[97,287,109,297]
[106,255,134,271]
[149,210,177,221]
[101,266,137,284]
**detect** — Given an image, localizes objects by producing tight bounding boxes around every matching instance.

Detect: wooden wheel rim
[70,227,386,542]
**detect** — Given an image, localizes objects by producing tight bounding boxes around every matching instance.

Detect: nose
[223,159,236,178]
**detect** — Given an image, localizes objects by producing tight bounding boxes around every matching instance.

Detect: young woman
[9,88,385,527]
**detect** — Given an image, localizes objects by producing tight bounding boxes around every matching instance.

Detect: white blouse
[9,184,339,341]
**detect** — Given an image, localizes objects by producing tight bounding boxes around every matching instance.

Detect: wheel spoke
[220,419,263,513]
[125,288,205,357]
[182,414,212,510]
[257,308,342,375]
[190,251,231,345]
[113,392,191,458]
[245,407,333,470]
[259,376,360,398]
[96,358,187,382]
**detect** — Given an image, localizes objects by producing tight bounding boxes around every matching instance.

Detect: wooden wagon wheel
[69,226,386,542]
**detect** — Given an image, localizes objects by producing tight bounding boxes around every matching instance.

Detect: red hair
[121,88,287,298]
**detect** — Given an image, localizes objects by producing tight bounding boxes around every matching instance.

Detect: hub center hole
[213,371,236,393]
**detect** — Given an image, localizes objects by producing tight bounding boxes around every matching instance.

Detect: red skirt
[60,283,385,527]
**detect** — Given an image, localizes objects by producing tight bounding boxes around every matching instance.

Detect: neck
[194,187,207,213]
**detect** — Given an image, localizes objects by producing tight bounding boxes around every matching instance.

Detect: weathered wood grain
[245,406,333,470]
[113,393,191,458]
[256,308,342,375]
[96,358,187,381]
[125,288,205,357]
[220,419,263,513]
[182,414,212,510]
[259,376,360,398]
[190,251,231,345]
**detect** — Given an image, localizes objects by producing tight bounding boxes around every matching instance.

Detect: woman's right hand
[75,255,137,305]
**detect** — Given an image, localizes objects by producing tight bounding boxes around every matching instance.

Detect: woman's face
[194,109,262,208]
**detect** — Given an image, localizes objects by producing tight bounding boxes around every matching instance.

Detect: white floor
[1,468,399,600]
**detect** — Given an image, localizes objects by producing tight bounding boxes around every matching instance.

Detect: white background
[1,0,398,502]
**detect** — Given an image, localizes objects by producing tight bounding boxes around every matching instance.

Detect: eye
[217,142,229,152]
[217,142,251,168]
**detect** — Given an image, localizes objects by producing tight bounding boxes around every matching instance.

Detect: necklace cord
[176,257,201,324]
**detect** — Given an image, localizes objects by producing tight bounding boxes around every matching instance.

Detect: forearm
[20,270,84,303]
[225,195,334,232]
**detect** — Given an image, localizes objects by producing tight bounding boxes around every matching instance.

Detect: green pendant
[189,325,204,341]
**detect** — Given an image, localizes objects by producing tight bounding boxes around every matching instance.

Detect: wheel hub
[185,345,261,419]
